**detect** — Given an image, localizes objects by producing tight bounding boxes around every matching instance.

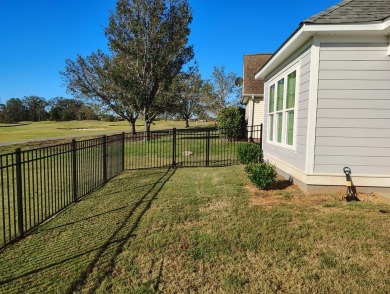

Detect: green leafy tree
[62,0,194,137]
[217,106,245,141]
[106,0,194,136]
[48,97,96,121]
[23,96,48,121]
[62,51,139,134]
[0,103,6,123]
[0,98,28,123]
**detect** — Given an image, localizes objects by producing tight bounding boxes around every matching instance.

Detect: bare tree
[171,63,209,128]
[206,65,239,118]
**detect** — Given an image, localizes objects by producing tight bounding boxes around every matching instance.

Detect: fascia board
[241,94,264,104]
[255,20,390,80]
[255,26,307,80]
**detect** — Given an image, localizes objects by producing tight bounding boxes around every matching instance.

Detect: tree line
[0,96,98,123]
[0,61,240,127]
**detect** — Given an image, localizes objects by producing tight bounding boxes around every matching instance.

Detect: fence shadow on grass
[0,168,175,294]
[67,167,176,293]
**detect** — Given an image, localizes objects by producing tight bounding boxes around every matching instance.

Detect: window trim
[267,65,299,151]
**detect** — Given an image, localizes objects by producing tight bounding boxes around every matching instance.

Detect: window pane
[287,110,294,145]
[277,79,284,111]
[287,71,296,109]
[277,113,283,143]
[269,85,275,112]
[269,114,274,141]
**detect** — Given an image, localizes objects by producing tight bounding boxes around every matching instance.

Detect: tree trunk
[185,118,189,128]
[144,117,151,141]
[130,121,136,135]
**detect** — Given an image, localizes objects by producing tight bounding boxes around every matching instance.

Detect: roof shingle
[243,54,273,95]
[303,0,390,24]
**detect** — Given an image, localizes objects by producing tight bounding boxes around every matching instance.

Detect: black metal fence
[0,125,262,248]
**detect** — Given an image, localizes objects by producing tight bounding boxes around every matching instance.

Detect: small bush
[217,106,245,140]
[237,142,262,164]
[245,161,277,190]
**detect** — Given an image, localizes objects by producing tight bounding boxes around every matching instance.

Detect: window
[268,69,297,148]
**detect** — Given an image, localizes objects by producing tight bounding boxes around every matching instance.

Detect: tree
[62,0,194,137]
[206,66,239,118]
[23,96,48,121]
[171,63,208,128]
[0,103,6,123]
[106,0,194,136]
[48,97,96,121]
[62,51,140,134]
[0,98,28,123]
[217,106,245,141]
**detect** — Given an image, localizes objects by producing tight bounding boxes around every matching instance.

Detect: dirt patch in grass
[247,178,388,209]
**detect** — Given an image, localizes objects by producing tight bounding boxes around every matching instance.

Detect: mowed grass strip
[0,120,215,150]
[0,166,389,293]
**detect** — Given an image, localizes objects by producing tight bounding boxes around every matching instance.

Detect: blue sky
[0,0,340,103]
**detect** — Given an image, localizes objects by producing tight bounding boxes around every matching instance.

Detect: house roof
[243,54,273,97]
[303,0,390,24]
[255,0,390,80]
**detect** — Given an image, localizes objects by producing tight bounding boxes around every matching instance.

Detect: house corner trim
[305,41,320,174]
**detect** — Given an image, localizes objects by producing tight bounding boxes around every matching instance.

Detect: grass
[0,120,215,146]
[0,166,389,293]
[0,132,240,247]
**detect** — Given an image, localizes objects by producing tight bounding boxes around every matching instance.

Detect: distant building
[241,54,272,139]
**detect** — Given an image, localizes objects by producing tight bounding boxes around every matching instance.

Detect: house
[255,0,390,193]
[241,54,272,139]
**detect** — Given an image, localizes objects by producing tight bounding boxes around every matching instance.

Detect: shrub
[237,142,262,164]
[217,106,245,140]
[245,161,277,190]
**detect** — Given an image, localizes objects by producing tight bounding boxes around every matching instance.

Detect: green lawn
[0,166,389,293]
[0,120,215,155]
[0,120,215,147]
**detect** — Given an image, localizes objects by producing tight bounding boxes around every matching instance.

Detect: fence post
[259,124,263,163]
[122,132,125,171]
[103,135,107,182]
[260,124,263,149]
[15,148,24,236]
[172,128,176,168]
[206,129,210,167]
[72,139,78,202]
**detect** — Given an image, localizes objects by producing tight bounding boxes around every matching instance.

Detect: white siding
[263,45,311,172]
[245,103,250,123]
[314,42,390,176]
[245,98,263,139]
[253,99,264,126]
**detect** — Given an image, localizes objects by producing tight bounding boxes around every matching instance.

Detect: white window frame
[267,65,299,151]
